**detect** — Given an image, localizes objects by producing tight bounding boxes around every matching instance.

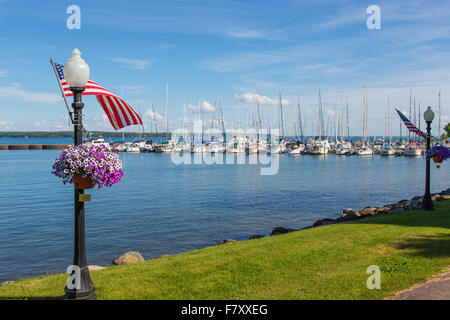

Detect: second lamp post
[422,106,435,211]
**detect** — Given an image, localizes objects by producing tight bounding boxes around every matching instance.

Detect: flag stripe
[53,62,142,130]
[395,109,426,139]
[97,96,120,130]
[108,96,128,128]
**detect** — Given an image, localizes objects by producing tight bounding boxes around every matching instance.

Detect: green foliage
[441,123,450,140]
[1,200,449,300]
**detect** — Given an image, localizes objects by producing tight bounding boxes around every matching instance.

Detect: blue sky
[0,0,449,137]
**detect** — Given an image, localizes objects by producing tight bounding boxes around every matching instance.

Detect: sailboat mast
[408,88,412,142]
[201,97,204,143]
[384,88,387,142]
[388,94,391,144]
[297,95,304,140]
[335,92,338,143]
[165,81,169,135]
[340,96,344,143]
[217,95,226,143]
[418,101,421,142]
[279,90,285,139]
[256,97,262,141]
[183,99,186,140]
[152,101,158,136]
[362,86,366,143]
[346,97,349,142]
[438,88,441,139]
[318,87,325,139]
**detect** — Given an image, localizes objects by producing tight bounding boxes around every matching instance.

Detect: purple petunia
[52,143,124,189]
[426,145,449,161]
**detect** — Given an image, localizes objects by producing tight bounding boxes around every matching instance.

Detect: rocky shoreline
[1,188,449,288]
[250,188,450,238]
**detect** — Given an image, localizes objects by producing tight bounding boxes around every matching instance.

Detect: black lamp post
[422,106,435,211]
[63,49,97,299]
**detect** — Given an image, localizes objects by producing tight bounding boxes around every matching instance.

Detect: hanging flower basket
[432,156,444,164]
[72,174,95,189]
[52,144,124,189]
[426,146,449,163]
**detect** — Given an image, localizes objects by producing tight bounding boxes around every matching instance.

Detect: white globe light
[63,48,90,88]
[423,106,435,122]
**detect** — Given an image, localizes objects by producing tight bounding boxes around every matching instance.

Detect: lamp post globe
[63,48,90,89]
[422,106,434,211]
[423,106,435,123]
[63,49,97,300]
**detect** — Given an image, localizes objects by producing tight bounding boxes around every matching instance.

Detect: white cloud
[0,70,7,77]
[145,109,163,120]
[225,30,265,39]
[186,101,215,113]
[234,92,290,106]
[0,85,61,103]
[0,120,13,130]
[109,57,157,69]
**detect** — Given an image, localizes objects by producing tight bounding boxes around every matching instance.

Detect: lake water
[0,139,449,282]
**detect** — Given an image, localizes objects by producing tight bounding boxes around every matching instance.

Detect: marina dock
[0,144,71,150]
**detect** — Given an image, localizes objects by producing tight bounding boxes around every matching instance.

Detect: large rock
[0,280,14,287]
[409,197,422,210]
[389,207,404,213]
[340,208,360,220]
[218,239,237,245]
[111,251,144,266]
[359,207,378,216]
[270,227,295,236]
[313,218,336,227]
[249,234,264,240]
[88,265,105,271]
[432,194,441,202]
[375,206,391,214]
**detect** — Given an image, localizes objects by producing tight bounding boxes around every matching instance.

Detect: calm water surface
[0,143,449,282]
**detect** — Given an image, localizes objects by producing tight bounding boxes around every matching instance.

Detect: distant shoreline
[0,131,170,139]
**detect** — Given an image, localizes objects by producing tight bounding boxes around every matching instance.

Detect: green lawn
[1,200,449,300]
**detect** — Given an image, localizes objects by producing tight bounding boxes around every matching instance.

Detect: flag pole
[50,57,74,124]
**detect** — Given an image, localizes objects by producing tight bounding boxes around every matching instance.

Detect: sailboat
[381,91,395,156]
[289,95,305,154]
[310,88,329,155]
[357,86,373,156]
[271,90,288,154]
[404,95,422,156]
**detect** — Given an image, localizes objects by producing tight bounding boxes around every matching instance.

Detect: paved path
[393,268,450,300]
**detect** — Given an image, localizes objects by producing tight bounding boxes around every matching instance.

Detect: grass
[1,200,449,300]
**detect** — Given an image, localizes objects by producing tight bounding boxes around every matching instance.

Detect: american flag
[395,108,426,139]
[51,60,143,130]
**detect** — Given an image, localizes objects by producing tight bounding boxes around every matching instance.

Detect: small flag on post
[395,108,426,139]
[50,60,143,130]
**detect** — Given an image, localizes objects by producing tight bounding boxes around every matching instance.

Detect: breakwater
[0,144,71,150]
